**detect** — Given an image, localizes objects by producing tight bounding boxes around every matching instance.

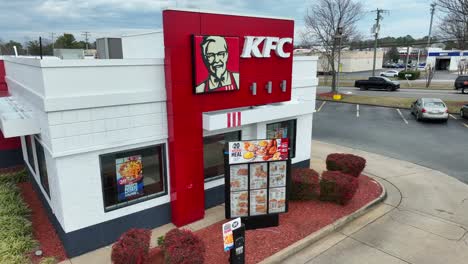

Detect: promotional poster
[115,155,144,201]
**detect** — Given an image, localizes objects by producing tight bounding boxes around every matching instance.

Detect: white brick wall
[48,102,168,156]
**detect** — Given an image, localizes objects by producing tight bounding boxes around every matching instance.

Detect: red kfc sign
[163,8,294,227]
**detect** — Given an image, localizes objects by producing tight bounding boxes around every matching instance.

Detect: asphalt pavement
[312,101,468,184]
[317,86,468,101]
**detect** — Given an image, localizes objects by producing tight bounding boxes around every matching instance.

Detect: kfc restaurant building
[0,9,317,257]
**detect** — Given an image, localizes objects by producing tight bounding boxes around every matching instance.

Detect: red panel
[0,130,21,150]
[163,10,295,226]
[0,60,7,91]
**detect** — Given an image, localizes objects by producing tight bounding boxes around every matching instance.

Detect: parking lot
[313,101,468,184]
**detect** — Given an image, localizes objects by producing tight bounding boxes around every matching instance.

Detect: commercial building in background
[426,48,468,71]
[0,8,317,257]
[314,50,384,73]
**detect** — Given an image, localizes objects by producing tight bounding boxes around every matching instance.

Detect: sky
[0,0,439,44]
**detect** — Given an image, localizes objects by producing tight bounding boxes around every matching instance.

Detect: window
[267,120,296,158]
[100,144,167,211]
[204,131,241,181]
[25,136,35,173]
[34,139,50,197]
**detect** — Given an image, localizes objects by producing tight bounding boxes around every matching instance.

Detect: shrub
[0,177,36,264]
[163,229,205,264]
[320,171,359,205]
[291,168,320,200]
[39,257,57,264]
[0,168,27,184]
[111,228,151,264]
[146,247,164,264]
[326,153,366,177]
[398,70,421,80]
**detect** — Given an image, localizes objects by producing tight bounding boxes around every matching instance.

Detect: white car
[380,70,399,77]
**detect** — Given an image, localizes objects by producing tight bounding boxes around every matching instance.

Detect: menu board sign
[228,139,289,165]
[226,140,290,220]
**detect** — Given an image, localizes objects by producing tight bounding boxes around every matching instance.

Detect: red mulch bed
[318,92,341,99]
[196,175,382,264]
[18,182,68,263]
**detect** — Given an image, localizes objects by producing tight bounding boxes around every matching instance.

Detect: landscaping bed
[0,167,67,264]
[196,174,382,264]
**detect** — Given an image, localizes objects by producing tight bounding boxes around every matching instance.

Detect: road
[312,101,468,184]
[317,86,468,101]
[334,70,458,81]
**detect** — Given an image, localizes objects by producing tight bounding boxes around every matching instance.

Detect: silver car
[411,98,449,122]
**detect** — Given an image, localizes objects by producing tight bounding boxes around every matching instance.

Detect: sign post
[225,139,291,230]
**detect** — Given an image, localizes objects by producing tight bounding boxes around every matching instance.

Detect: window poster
[230,164,248,191]
[249,163,267,190]
[230,191,248,217]
[115,155,144,201]
[269,187,286,213]
[250,189,267,216]
[269,161,287,188]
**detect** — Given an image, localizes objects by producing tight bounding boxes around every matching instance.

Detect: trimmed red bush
[320,171,359,205]
[291,168,320,200]
[326,153,366,177]
[111,228,151,264]
[163,228,205,264]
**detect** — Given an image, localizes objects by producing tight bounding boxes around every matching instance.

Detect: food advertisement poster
[115,155,144,201]
[269,161,287,188]
[222,218,241,251]
[269,187,286,213]
[250,189,267,216]
[230,164,248,192]
[228,139,289,165]
[230,191,248,217]
[249,163,267,190]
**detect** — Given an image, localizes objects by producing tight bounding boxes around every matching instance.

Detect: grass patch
[0,169,37,264]
[319,77,454,90]
[317,94,467,114]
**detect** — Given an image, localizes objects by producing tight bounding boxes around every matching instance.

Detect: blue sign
[428,52,461,57]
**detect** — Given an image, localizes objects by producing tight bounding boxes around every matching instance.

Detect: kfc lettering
[241,36,293,58]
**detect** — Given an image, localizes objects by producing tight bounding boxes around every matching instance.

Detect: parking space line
[463,123,468,129]
[449,114,458,120]
[356,104,359,117]
[317,101,326,112]
[396,109,409,124]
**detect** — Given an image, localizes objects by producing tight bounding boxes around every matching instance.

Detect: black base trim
[292,159,310,169]
[25,167,171,258]
[205,185,225,209]
[0,148,24,168]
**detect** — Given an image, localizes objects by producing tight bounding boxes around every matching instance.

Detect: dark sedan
[461,104,468,119]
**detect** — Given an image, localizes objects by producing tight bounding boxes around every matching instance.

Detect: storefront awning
[0,97,40,138]
[203,100,315,131]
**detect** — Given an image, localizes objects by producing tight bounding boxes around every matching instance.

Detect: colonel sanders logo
[194,36,240,94]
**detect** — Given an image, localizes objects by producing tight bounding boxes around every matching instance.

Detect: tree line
[0,33,95,56]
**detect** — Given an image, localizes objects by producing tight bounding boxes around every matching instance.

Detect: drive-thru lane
[313,101,468,184]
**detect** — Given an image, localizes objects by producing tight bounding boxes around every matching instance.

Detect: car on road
[411,98,449,122]
[354,76,400,91]
[460,104,468,119]
[454,75,468,94]
[380,70,399,77]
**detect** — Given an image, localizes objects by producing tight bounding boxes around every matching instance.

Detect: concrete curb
[259,177,387,264]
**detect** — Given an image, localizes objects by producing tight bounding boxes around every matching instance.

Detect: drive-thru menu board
[226,139,290,219]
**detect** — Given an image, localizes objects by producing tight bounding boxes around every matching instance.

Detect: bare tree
[303,0,363,93]
[437,0,468,50]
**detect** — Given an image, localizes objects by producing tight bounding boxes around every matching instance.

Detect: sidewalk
[283,140,468,264]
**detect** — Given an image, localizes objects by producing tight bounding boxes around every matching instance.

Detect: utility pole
[372,9,388,77]
[82,31,90,50]
[50,32,56,50]
[405,45,410,71]
[427,3,436,48]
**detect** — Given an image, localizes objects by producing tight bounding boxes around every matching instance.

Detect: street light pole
[336,26,344,95]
